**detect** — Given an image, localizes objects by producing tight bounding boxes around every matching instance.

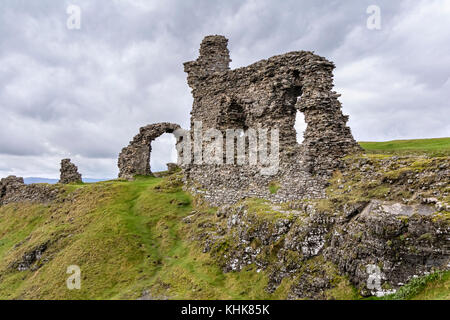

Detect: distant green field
[359,137,450,156]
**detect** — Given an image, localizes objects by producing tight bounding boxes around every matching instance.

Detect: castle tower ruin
[182,35,361,205]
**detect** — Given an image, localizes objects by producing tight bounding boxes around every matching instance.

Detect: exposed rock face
[188,155,450,299]
[9,242,49,271]
[0,175,60,205]
[59,159,82,184]
[183,35,361,205]
[118,123,181,180]
[190,198,449,299]
[324,200,449,296]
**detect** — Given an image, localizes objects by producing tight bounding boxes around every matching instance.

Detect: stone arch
[118,122,182,179]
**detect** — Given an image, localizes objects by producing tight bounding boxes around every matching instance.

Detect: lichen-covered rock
[59,159,82,184]
[191,199,448,299]
[324,200,449,296]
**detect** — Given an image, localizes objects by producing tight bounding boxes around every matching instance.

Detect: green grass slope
[0,175,297,300]
[0,137,449,300]
[0,174,447,300]
[359,137,450,156]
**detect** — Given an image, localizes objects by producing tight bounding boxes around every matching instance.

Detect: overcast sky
[0,0,449,178]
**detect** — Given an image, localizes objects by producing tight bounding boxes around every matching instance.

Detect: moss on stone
[268,181,280,194]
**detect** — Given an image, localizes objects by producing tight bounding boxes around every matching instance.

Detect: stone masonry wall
[182,35,361,205]
[59,159,82,184]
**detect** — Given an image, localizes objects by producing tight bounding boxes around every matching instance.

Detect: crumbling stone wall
[116,35,360,204]
[182,35,361,205]
[59,159,82,184]
[0,176,60,205]
[118,122,181,179]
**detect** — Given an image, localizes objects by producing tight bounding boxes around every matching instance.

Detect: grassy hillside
[359,137,450,156]
[1,137,449,300]
[0,172,448,300]
[0,175,298,300]
[383,271,449,300]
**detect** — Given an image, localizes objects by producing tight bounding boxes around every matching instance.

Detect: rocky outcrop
[118,123,182,180]
[59,159,82,184]
[9,242,49,271]
[324,200,449,296]
[190,199,448,299]
[187,154,450,299]
[0,175,60,205]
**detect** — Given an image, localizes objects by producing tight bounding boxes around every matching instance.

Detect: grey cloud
[0,0,448,178]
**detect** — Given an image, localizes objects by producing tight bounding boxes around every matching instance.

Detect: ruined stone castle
[118,35,361,205]
[0,35,448,299]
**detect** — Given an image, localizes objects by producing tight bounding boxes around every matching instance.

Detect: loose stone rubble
[59,159,82,184]
[188,154,450,299]
[0,158,82,205]
[118,123,181,179]
[9,242,49,271]
[0,175,60,205]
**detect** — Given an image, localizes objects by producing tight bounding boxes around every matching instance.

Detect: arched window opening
[150,133,178,173]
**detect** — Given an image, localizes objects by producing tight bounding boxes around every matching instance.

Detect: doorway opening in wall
[295,110,307,144]
[150,133,178,173]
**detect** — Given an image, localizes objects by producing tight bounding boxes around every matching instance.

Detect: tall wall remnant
[118,122,181,180]
[59,159,82,184]
[182,35,361,205]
